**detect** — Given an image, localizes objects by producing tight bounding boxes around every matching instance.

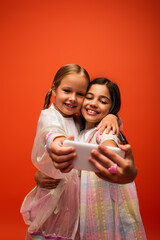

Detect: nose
[90,99,98,108]
[69,93,76,101]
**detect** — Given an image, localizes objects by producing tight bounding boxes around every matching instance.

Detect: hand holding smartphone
[63,140,125,172]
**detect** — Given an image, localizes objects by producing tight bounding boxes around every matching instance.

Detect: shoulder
[37,105,64,130]
[97,130,121,145]
[40,105,61,120]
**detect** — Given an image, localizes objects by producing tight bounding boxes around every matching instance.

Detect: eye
[85,94,93,100]
[77,92,85,97]
[63,89,71,93]
[85,96,92,100]
[100,100,107,104]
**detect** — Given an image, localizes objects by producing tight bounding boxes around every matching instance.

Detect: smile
[64,103,77,109]
[86,108,99,115]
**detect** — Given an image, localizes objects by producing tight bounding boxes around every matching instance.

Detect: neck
[85,122,96,130]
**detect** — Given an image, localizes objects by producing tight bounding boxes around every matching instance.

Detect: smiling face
[81,84,112,129]
[53,73,89,117]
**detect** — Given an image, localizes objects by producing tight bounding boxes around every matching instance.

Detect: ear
[52,86,56,96]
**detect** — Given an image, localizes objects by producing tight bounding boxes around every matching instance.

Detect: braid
[119,131,128,144]
[43,89,52,109]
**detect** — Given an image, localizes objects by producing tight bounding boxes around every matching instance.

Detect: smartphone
[63,140,125,172]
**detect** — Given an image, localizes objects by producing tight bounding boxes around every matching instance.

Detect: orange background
[1,0,160,239]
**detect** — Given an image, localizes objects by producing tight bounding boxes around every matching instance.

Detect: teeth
[87,109,97,114]
[66,103,75,108]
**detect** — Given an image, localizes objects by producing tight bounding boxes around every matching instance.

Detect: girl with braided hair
[20,64,119,240]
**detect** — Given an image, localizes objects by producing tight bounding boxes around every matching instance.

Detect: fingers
[119,144,133,159]
[39,180,60,189]
[50,144,75,156]
[89,144,137,184]
[89,156,115,175]
[97,123,108,135]
[42,178,60,183]
[35,172,61,189]
[111,123,119,135]
[96,114,120,136]
[53,159,74,170]
[89,157,121,183]
[90,150,111,168]
[105,125,112,134]
[50,138,75,155]
[67,135,75,141]
[92,145,121,167]
[41,185,57,189]
[95,171,128,184]
[60,164,74,173]
[96,122,102,131]
[118,144,134,168]
[41,179,60,186]
[95,172,117,183]
[49,139,76,171]
[96,144,128,168]
[49,141,76,162]
[96,123,112,135]
[89,147,121,181]
[49,150,77,163]
[96,123,119,136]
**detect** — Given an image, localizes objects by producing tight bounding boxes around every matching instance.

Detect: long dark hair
[88,78,121,115]
[83,77,128,144]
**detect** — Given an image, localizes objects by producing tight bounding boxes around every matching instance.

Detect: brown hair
[43,64,90,109]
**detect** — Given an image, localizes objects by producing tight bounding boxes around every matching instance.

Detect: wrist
[46,133,64,152]
[46,133,55,152]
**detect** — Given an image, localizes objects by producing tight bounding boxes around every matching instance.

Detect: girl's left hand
[35,171,61,189]
[89,144,137,184]
[96,114,119,135]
